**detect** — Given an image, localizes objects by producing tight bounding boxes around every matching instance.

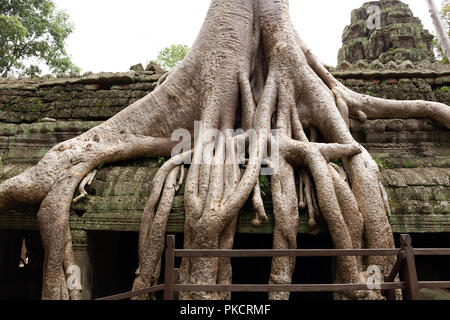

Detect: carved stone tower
[338,0,435,69]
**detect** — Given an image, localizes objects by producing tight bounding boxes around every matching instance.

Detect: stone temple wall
[0,69,449,235]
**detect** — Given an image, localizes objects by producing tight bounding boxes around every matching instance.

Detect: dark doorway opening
[0,230,448,300]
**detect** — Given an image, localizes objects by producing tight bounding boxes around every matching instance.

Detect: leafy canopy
[0,0,80,77]
[156,44,189,70]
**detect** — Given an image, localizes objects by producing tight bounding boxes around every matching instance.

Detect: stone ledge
[0,166,448,233]
[0,71,164,89]
[2,69,450,87]
[333,70,450,80]
[0,210,446,234]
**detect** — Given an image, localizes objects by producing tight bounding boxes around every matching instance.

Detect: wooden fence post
[399,234,420,300]
[173,268,180,300]
[164,235,176,300]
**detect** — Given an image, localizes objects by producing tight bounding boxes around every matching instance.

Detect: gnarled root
[251,181,268,227]
[132,151,190,299]
[300,170,320,236]
[73,170,97,204]
[268,157,298,300]
[38,172,86,300]
[132,165,183,299]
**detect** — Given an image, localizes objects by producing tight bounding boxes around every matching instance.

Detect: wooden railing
[97,234,450,300]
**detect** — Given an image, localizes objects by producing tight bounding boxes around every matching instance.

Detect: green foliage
[433,37,449,64]
[373,156,386,170]
[0,0,80,77]
[404,162,414,169]
[156,44,189,70]
[157,156,166,167]
[435,86,450,93]
[258,176,271,198]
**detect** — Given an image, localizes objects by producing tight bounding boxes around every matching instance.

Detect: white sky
[52,0,436,73]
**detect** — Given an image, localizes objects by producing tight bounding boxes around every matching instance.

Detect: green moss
[373,156,385,170]
[30,99,44,112]
[157,156,165,167]
[3,99,13,111]
[398,78,411,85]
[259,176,271,198]
[404,162,414,169]
[95,101,109,108]
[167,94,178,101]
[435,86,450,93]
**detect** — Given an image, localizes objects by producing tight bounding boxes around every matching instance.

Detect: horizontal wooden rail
[97,234,450,301]
[174,248,401,258]
[412,249,450,256]
[173,283,406,293]
[418,281,450,289]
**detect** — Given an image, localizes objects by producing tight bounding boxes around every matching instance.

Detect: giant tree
[0,0,448,300]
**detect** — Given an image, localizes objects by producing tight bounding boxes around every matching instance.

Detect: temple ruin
[0,0,449,300]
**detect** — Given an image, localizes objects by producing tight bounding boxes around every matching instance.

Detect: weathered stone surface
[0,72,161,123]
[129,64,144,72]
[145,61,165,73]
[338,0,436,69]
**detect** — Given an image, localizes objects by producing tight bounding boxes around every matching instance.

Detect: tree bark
[427,0,450,60]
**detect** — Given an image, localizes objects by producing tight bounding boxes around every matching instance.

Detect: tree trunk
[0,0,449,300]
[427,0,450,60]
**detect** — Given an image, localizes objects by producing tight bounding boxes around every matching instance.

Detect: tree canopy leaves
[0,0,80,77]
[156,44,189,70]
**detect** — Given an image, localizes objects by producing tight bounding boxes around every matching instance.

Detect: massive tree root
[0,0,449,300]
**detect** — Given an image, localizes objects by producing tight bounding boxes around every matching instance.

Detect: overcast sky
[52,0,436,73]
